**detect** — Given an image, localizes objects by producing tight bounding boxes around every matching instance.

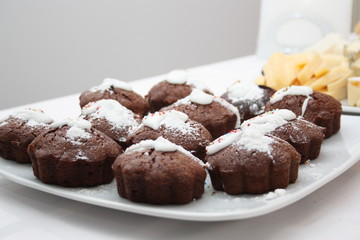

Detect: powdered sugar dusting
[66,127,91,142]
[206,128,273,156]
[142,110,198,135]
[75,149,89,160]
[235,130,273,156]
[206,129,242,155]
[5,108,53,127]
[189,89,214,105]
[165,69,210,91]
[241,109,296,134]
[82,99,139,133]
[50,118,92,144]
[227,81,265,102]
[142,110,188,130]
[301,96,312,116]
[90,78,132,92]
[265,189,286,200]
[125,137,207,167]
[270,86,313,104]
[50,118,91,130]
[170,91,241,128]
[171,96,192,106]
[166,69,188,84]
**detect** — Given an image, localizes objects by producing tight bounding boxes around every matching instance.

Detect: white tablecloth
[1,56,360,240]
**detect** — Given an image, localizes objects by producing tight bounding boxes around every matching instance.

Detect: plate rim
[1,145,360,222]
[341,99,360,114]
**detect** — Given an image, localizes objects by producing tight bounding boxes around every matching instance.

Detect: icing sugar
[270,86,313,104]
[82,99,139,132]
[75,149,89,160]
[206,129,273,155]
[166,69,188,84]
[6,108,53,127]
[142,110,194,134]
[165,69,210,91]
[227,81,264,102]
[90,78,132,92]
[189,89,214,105]
[241,109,296,134]
[265,189,286,200]
[66,127,91,141]
[125,137,206,167]
[206,130,242,155]
[301,96,312,116]
[50,118,92,143]
[170,90,241,128]
[235,130,273,155]
[126,137,177,153]
[50,118,91,130]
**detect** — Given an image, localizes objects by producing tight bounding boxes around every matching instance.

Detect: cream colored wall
[0,0,261,109]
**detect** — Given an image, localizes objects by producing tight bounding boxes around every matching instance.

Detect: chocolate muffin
[221,81,275,122]
[28,118,122,187]
[128,110,212,160]
[79,78,149,116]
[264,86,341,138]
[162,89,240,139]
[242,109,325,163]
[112,137,206,204]
[0,108,53,163]
[147,69,211,112]
[205,129,301,195]
[81,99,141,149]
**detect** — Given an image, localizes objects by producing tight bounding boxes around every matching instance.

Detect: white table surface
[1,55,360,240]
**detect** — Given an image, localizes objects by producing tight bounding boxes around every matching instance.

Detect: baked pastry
[128,110,212,160]
[162,89,240,139]
[112,137,206,204]
[79,78,149,116]
[241,109,325,163]
[264,86,341,138]
[0,108,53,163]
[81,99,141,149]
[147,69,211,112]
[28,118,122,187]
[205,129,301,195]
[221,80,275,121]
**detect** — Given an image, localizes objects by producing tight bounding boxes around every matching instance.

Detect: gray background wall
[0,0,261,109]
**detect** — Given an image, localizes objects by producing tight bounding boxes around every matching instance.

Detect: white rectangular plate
[1,117,360,222]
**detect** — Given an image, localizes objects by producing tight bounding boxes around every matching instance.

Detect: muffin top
[265,86,341,122]
[206,129,300,174]
[128,110,212,158]
[0,108,53,146]
[115,137,206,167]
[147,69,211,112]
[79,78,149,116]
[241,109,325,143]
[29,118,122,162]
[162,89,240,138]
[81,99,141,143]
[0,108,53,128]
[221,81,275,121]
